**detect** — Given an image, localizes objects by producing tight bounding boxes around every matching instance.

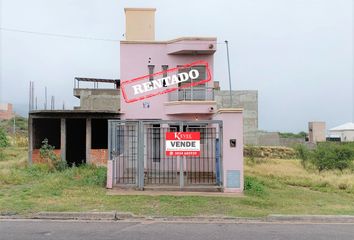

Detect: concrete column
[28,117,33,164]
[86,118,92,164]
[60,118,66,161]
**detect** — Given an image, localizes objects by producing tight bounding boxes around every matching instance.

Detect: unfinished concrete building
[0,103,15,120]
[28,78,120,166]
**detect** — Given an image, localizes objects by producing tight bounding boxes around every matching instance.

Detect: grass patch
[1,147,354,217]
[244,176,266,196]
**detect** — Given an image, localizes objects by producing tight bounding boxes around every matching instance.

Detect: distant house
[0,103,15,120]
[328,122,354,142]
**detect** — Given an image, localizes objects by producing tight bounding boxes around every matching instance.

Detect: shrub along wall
[295,142,354,172]
[244,145,296,159]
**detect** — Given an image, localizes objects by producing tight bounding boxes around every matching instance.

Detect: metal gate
[109,120,223,189]
[109,121,139,185]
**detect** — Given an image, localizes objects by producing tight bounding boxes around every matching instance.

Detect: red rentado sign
[165,132,200,157]
[121,60,211,103]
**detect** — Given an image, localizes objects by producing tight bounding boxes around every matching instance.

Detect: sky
[0,0,353,132]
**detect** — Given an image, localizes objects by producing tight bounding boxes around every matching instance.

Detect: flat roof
[29,110,121,118]
[124,8,156,12]
[75,77,120,84]
[121,37,217,44]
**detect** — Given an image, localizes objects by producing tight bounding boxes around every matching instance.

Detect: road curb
[32,212,118,220]
[2,212,354,223]
[267,214,354,223]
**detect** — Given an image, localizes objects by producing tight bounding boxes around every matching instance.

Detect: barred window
[148,65,155,81]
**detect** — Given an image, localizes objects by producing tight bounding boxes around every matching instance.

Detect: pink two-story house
[106,8,244,193]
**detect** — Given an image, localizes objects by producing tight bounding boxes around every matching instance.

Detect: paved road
[1,220,354,240]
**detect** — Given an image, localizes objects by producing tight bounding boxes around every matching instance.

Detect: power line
[0,27,227,44]
[0,27,120,42]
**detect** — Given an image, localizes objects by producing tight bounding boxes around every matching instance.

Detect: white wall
[329,130,354,142]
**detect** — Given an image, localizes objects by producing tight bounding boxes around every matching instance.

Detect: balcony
[168,87,215,101]
[166,38,217,55]
[165,87,217,115]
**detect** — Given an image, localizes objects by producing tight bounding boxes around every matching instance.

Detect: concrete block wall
[74,89,120,112]
[215,90,258,144]
[279,137,305,147]
[245,130,305,147]
[257,131,280,146]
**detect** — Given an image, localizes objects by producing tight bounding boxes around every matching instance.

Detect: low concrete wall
[279,138,306,147]
[245,131,305,147]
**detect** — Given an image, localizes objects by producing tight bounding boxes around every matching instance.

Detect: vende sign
[166,132,200,156]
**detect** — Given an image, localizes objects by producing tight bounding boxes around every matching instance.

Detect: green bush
[244,176,266,196]
[295,143,354,172]
[39,138,68,171]
[0,127,9,148]
[294,144,311,168]
[312,144,354,172]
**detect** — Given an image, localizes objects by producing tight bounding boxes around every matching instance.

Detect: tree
[0,127,9,147]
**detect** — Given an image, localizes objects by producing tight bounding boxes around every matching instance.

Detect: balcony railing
[168,87,215,101]
[74,77,120,89]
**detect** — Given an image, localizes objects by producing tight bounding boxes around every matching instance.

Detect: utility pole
[29,82,32,111]
[13,112,16,134]
[225,40,233,107]
[44,86,47,110]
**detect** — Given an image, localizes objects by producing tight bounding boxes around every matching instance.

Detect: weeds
[0,148,5,161]
[245,145,262,165]
[1,147,354,217]
[244,176,266,196]
[39,138,67,171]
[0,127,9,148]
[294,144,311,168]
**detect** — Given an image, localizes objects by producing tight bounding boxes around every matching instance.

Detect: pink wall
[118,40,244,193]
[215,110,244,193]
[120,41,215,120]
